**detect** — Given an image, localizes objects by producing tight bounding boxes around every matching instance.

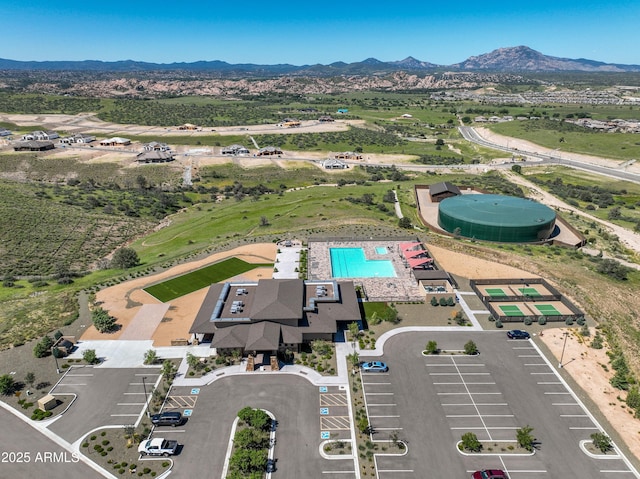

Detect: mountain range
[1,46,639,75]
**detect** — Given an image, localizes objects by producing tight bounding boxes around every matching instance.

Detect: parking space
[362,332,640,479]
[47,368,161,442]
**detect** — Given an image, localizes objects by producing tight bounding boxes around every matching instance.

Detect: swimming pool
[330,248,397,278]
[375,246,388,255]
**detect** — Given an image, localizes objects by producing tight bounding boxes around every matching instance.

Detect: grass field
[144,257,272,302]
[488,118,640,161]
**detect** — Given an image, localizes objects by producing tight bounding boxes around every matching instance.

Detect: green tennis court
[517,287,541,297]
[499,305,525,317]
[534,304,562,315]
[486,288,508,298]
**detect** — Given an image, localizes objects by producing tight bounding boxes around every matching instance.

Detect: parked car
[506,329,530,340]
[472,469,507,479]
[138,437,179,456]
[361,361,388,372]
[266,458,276,473]
[151,411,184,427]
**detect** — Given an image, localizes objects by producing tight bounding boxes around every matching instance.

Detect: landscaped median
[221,407,276,479]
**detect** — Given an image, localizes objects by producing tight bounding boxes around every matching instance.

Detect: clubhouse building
[189,279,361,356]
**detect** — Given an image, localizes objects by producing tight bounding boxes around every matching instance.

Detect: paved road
[0,407,105,478]
[458,126,640,184]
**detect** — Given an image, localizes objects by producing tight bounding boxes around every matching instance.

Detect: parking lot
[361,332,640,479]
[47,368,161,443]
[163,375,357,478]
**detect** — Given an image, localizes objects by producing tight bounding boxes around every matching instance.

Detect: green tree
[0,374,16,395]
[24,372,36,389]
[626,386,640,414]
[111,247,140,269]
[398,217,412,229]
[357,416,370,434]
[430,296,438,306]
[348,321,360,347]
[234,428,269,450]
[33,335,55,358]
[516,425,535,451]
[511,164,522,174]
[460,432,482,452]
[464,340,478,355]
[590,432,613,453]
[92,307,117,333]
[143,349,158,365]
[162,360,177,383]
[83,349,99,364]
[426,340,439,354]
[186,352,201,371]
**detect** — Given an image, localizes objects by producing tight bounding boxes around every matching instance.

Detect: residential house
[257,146,283,156]
[99,137,131,146]
[143,141,171,152]
[135,150,175,164]
[221,144,250,156]
[21,130,59,141]
[13,140,55,151]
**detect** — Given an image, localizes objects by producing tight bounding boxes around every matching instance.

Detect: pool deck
[308,240,424,302]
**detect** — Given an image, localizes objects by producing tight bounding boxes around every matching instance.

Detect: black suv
[151,411,183,427]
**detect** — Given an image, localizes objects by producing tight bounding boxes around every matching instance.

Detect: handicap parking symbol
[191,388,200,395]
[320,408,329,415]
[319,386,327,393]
[321,431,330,440]
[183,409,193,417]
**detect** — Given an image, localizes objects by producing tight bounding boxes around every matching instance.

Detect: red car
[472,470,507,479]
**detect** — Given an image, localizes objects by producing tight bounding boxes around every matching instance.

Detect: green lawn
[144,257,272,302]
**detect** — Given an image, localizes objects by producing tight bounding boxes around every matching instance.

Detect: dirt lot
[84,244,276,345]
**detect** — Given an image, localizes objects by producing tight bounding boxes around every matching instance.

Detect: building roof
[413,269,452,281]
[429,181,461,197]
[189,284,226,334]
[250,279,303,321]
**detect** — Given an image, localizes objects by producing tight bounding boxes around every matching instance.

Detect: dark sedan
[507,329,530,340]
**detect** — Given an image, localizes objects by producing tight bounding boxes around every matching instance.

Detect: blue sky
[3,0,639,65]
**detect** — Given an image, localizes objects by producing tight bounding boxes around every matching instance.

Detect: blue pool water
[330,248,397,278]
[375,246,388,255]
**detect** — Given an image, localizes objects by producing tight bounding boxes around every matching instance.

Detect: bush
[495,320,503,329]
[425,340,439,355]
[92,307,117,333]
[590,432,613,453]
[0,374,16,395]
[591,332,604,349]
[464,340,478,355]
[33,336,54,358]
[516,425,535,451]
[83,349,99,364]
[460,432,482,452]
[538,317,547,325]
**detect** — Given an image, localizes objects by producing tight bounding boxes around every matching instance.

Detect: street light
[52,347,60,374]
[142,376,150,418]
[559,331,570,368]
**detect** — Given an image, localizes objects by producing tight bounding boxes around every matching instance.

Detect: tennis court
[534,304,562,315]
[486,288,508,298]
[499,304,525,317]
[517,287,541,297]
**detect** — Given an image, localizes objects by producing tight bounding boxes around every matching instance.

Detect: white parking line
[531,372,555,375]
[123,392,146,395]
[117,403,144,406]
[452,426,519,430]
[135,373,159,376]
[570,427,599,430]
[537,382,562,385]
[433,382,495,385]
[443,403,507,406]
[369,415,400,418]
[321,471,355,474]
[375,427,403,431]
[377,469,414,473]
[552,403,579,406]
[525,363,548,366]
[362,382,392,385]
[599,471,637,474]
[438,392,501,395]
[60,383,87,386]
[65,374,94,376]
[110,414,140,417]
[518,355,540,358]
[560,414,589,417]
[367,404,396,407]
[366,393,394,396]
[426,363,485,367]
[544,392,570,395]
[446,414,514,418]
[430,372,490,376]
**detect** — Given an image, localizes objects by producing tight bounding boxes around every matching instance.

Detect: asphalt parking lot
[165,375,357,478]
[47,367,161,443]
[362,332,640,479]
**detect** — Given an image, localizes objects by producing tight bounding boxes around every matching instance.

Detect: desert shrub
[590,432,613,453]
[460,432,482,452]
[425,340,439,354]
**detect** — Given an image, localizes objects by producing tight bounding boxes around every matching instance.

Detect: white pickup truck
[138,437,179,456]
